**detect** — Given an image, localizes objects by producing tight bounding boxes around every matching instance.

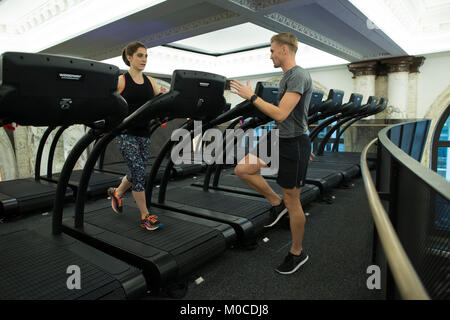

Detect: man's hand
[229,80,254,100]
[309,152,315,162]
[160,86,168,94]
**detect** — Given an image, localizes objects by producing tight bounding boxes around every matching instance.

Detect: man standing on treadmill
[230,32,312,274]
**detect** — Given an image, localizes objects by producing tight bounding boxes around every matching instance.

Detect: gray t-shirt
[276,65,312,138]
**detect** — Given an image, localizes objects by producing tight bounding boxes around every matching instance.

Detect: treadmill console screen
[170,69,227,121]
[0,52,127,127]
[253,81,279,120]
[308,90,324,115]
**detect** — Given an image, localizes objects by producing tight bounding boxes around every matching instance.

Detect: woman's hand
[160,86,168,94]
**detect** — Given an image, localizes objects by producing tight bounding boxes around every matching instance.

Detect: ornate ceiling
[0,0,449,77]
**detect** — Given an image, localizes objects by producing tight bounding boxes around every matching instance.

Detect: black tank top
[120,72,155,137]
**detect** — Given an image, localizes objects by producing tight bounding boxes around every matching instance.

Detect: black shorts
[276,134,310,189]
[248,133,310,189]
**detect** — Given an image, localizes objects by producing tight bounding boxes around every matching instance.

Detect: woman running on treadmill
[108,41,165,231]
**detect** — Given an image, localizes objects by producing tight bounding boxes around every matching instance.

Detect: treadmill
[52,70,237,293]
[0,123,73,219]
[39,124,123,198]
[305,93,371,183]
[315,97,388,167]
[0,52,147,299]
[309,95,382,176]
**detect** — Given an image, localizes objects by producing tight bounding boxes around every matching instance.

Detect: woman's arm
[117,74,125,94]
[147,76,164,95]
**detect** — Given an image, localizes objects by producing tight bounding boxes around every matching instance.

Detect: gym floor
[0,170,384,300]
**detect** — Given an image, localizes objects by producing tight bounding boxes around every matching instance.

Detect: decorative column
[375,63,389,119]
[348,60,377,106]
[381,56,415,119]
[408,57,425,119]
[345,61,378,152]
[0,128,18,181]
[63,125,88,170]
[13,126,33,178]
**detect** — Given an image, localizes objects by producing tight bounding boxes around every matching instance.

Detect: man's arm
[229,79,300,122]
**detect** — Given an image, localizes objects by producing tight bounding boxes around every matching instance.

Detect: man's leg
[282,187,305,255]
[234,153,281,206]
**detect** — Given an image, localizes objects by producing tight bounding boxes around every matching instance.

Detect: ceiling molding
[227,0,295,12]
[265,12,363,60]
[5,0,85,35]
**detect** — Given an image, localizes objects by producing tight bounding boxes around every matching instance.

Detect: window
[431,106,450,181]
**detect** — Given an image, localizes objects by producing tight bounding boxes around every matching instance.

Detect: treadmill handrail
[316,97,379,155]
[331,98,388,152]
[34,126,56,181]
[203,116,244,191]
[52,128,101,234]
[46,125,69,178]
[317,97,385,155]
[146,120,194,207]
[310,95,377,145]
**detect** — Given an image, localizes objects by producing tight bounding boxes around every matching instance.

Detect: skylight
[102,23,349,78]
[168,23,276,55]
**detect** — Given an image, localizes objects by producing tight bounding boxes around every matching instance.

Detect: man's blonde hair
[271,32,298,54]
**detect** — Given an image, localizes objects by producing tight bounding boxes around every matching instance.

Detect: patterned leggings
[116,134,151,192]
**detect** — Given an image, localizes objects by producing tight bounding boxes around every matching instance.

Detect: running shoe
[275,251,309,275]
[140,214,162,231]
[107,187,123,213]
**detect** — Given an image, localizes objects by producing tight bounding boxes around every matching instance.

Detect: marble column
[408,57,425,119]
[28,126,53,177]
[375,63,389,119]
[346,61,378,151]
[63,125,88,170]
[0,127,18,181]
[348,60,377,107]
[381,56,415,119]
[13,126,33,178]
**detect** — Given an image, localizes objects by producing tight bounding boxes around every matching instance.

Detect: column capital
[347,60,377,78]
[380,56,415,73]
[410,56,426,73]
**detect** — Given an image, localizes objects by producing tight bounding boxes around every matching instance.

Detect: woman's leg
[130,137,152,219]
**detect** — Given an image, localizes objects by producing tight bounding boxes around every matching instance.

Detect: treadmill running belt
[100,163,169,180]
[308,161,359,179]
[80,205,228,281]
[0,230,124,300]
[0,179,61,199]
[204,175,319,205]
[84,208,221,253]
[260,167,343,192]
[164,187,270,221]
[50,170,121,194]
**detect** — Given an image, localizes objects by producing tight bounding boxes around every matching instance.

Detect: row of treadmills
[0,52,387,299]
